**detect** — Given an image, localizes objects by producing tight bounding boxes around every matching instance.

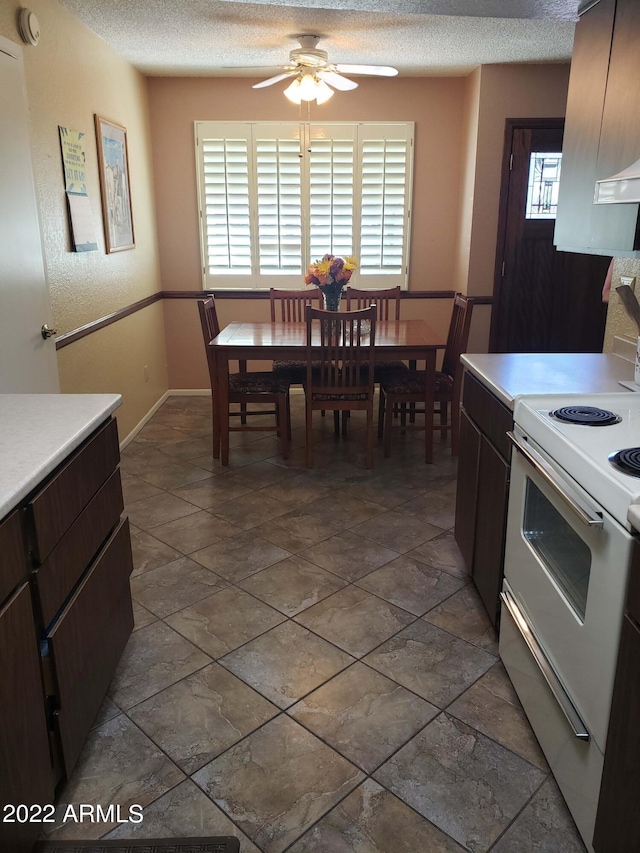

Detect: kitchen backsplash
[603,257,640,356]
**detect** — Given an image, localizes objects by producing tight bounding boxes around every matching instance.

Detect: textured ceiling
[58,0,578,77]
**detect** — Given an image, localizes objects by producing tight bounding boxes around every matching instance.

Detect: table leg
[215,348,230,465]
[424,350,436,464]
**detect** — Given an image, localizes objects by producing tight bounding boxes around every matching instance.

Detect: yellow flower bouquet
[304,254,358,310]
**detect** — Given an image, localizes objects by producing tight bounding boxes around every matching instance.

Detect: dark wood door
[491,121,611,354]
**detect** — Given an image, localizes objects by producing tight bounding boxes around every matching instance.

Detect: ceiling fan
[248,35,398,104]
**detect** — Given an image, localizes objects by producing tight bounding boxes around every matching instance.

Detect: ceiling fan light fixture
[298,73,319,102]
[283,77,303,104]
[314,79,334,104]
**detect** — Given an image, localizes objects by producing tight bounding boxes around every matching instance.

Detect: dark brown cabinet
[0,541,54,853]
[0,416,133,853]
[455,409,481,571]
[555,0,640,256]
[593,552,640,852]
[454,372,512,626]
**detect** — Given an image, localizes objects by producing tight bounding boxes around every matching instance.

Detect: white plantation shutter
[308,131,355,262]
[200,134,252,275]
[359,127,411,281]
[256,130,302,275]
[195,121,413,289]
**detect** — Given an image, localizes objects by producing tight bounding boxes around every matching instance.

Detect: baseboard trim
[120,390,170,449]
[119,386,310,450]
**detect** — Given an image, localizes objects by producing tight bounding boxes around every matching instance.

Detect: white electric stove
[513,391,640,531]
[500,390,640,852]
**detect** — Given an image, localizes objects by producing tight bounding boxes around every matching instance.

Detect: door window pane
[525,153,562,219]
[523,479,591,620]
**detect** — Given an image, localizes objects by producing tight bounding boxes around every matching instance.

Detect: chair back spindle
[346,286,401,321]
[270,288,319,323]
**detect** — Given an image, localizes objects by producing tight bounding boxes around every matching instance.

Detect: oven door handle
[500,588,591,742]
[507,431,603,529]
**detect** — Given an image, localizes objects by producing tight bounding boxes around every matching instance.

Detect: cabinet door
[0,510,26,604]
[48,518,133,778]
[554,0,615,253]
[454,408,481,573]
[472,438,509,627]
[593,613,640,852]
[0,584,54,853]
[590,0,640,253]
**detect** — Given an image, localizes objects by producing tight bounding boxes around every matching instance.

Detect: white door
[0,35,59,392]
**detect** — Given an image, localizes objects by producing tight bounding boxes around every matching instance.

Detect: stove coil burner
[549,406,621,426]
[609,448,640,478]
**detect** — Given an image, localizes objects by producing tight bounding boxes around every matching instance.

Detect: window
[525,152,562,219]
[195,121,414,289]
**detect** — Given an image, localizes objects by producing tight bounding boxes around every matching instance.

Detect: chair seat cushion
[310,390,370,402]
[273,359,322,382]
[229,371,290,394]
[380,370,453,396]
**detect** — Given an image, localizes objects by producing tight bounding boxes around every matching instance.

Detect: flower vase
[322,284,344,312]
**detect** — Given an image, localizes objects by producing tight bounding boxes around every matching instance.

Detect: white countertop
[0,394,122,518]
[461,353,634,409]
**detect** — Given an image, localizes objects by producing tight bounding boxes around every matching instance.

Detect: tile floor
[48,394,587,852]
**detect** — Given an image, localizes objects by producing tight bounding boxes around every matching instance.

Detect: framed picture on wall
[94,115,135,252]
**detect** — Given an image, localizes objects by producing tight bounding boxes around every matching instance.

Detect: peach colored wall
[148,76,466,387]
[454,68,482,299]
[461,63,570,351]
[0,1,168,438]
[148,76,466,295]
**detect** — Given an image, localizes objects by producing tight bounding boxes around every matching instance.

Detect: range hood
[594,157,640,204]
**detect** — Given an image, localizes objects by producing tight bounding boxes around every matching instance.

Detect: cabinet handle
[507,431,603,528]
[501,587,590,742]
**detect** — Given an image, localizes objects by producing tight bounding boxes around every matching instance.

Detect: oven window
[523,479,591,620]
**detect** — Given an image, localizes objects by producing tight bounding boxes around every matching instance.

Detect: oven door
[503,426,632,752]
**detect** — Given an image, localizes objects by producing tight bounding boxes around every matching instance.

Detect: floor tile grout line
[484,772,552,853]
[131,547,497,714]
[107,399,549,852]
[127,598,530,789]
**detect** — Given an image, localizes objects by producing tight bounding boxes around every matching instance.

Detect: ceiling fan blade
[252,72,296,89]
[317,70,358,91]
[334,64,398,77]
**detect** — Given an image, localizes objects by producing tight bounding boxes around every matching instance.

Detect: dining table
[210,318,446,465]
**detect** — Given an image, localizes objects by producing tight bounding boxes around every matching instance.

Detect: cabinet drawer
[462,372,513,461]
[0,510,27,604]
[47,517,133,778]
[34,470,124,628]
[28,418,120,563]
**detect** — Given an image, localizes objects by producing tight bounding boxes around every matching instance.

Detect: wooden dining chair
[345,285,408,379]
[198,297,291,463]
[304,305,377,469]
[377,293,476,459]
[346,285,401,319]
[269,288,320,382]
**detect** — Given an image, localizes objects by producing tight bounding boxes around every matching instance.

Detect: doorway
[0,35,59,392]
[490,119,610,354]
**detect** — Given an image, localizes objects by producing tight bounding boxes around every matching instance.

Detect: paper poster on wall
[58,126,98,252]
